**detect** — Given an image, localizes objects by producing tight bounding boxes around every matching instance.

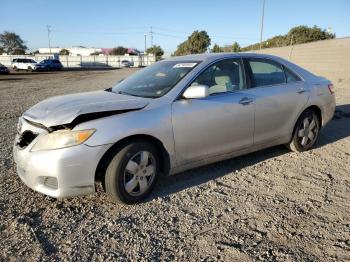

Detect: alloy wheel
[123,150,156,196]
[297,115,319,148]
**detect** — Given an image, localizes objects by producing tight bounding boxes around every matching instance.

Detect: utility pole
[259,0,266,50]
[144,33,147,53]
[47,25,52,54]
[288,35,294,61]
[150,26,154,48]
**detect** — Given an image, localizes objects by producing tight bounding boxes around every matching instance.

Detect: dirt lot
[0,69,349,261]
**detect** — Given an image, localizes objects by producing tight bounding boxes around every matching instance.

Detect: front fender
[75,105,176,166]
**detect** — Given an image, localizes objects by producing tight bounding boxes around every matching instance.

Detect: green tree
[242,25,335,51]
[266,35,287,48]
[12,48,26,55]
[231,42,241,52]
[110,46,128,55]
[0,31,27,54]
[0,46,4,54]
[286,25,335,45]
[146,45,164,60]
[174,30,211,56]
[59,49,70,55]
[211,44,223,53]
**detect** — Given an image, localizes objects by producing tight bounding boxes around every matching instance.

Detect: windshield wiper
[117,90,142,97]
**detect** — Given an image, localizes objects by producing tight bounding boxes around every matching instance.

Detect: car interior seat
[209,69,233,95]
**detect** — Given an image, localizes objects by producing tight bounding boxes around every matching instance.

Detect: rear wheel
[286,109,320,152]
[27,67,33,72]
[104,141,160,204]
[13,66,18,72]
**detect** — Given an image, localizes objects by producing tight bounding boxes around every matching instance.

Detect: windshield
[112,60,200,98]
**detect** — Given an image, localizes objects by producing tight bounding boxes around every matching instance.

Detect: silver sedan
[13,53,336,204]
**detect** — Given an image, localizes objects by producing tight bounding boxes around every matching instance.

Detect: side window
[248,59,285,87]
[190,59,245,95]
[284,66,301,83]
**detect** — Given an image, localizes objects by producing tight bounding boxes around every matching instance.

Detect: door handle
[239,97,254,105]
[297,87,306,94]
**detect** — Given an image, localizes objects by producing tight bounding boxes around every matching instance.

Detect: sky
[1,0,350,56]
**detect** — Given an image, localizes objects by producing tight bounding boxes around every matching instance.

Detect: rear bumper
[321,98,336,127]
[13,140,111,198]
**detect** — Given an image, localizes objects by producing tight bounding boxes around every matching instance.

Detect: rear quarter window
[284,66,302,83]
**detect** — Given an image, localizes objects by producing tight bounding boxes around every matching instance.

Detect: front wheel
[27,67,33,72]
[286,110,320,152]
[104,141,160,204]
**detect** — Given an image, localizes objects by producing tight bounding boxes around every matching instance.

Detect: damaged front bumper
[13,135,111,198]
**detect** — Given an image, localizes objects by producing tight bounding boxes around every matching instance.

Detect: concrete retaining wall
[251,37,350,88]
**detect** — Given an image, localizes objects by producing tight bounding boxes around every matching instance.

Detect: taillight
[328,83,335,94]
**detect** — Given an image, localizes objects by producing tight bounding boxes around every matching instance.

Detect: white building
[38,46,101,56]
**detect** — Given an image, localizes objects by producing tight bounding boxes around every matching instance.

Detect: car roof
[167,52,286,63]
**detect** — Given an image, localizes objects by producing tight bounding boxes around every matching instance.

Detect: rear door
[243,58,310,144]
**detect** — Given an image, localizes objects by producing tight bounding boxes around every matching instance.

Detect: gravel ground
[0,69,349,261]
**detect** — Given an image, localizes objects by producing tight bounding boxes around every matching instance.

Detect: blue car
[39,59,63,71]
[0,63,10,74]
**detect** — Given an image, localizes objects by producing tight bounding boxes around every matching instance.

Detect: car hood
[23,90,150,128]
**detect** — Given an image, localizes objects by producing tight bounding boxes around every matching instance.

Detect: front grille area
[17,130,38,148]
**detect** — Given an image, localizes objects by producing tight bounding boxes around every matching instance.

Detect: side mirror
[182,85,209,99]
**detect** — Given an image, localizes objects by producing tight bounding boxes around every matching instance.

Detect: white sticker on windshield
[173,63,197,68]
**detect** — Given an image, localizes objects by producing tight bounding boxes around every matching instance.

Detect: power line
[52,29,145,35]
[149,26,154,47]
[47,26,259,43]
[153,26,259,40]
[153,32,186,39]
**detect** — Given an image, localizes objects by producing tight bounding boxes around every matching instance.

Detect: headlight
[31,129,95,151]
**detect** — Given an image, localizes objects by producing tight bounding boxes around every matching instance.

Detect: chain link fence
[0,54,156,68]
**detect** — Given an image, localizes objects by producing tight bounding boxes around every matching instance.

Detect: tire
[27,67,33,72]
[104,140,160,204]
[13,66,18,72]
[286,109,320,152]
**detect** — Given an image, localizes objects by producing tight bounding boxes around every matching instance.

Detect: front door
[171,58,255,166]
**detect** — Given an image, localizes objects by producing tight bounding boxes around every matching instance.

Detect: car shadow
[0,78,25,81]
[8,71,58,75]
[150,103,350,201]
[152,145,289,200]
[62,67,120,72]
[317,104,350,147]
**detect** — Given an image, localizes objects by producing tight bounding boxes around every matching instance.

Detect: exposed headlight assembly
[31,129,95,151]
